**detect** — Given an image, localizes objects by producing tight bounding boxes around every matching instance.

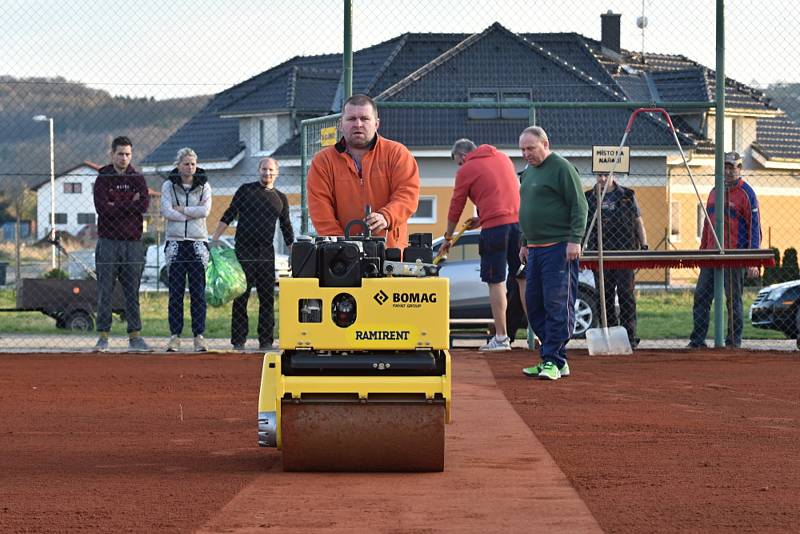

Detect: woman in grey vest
[161,147,212,352]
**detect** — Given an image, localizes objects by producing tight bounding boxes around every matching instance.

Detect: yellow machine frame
[279,277,450,351]
[257,351,452,449]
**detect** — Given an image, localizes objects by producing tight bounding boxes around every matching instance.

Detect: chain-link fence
[1,1,798,351]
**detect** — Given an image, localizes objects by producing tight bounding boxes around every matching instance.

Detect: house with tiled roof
[143,11,800,265]
[32,161,100,239]
[32,160,161,241]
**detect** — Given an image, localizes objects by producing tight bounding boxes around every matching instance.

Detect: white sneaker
[479,335,511,352]
[194,335,208,352]
[166,335,180,352]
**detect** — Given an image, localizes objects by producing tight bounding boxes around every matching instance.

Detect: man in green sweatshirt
[517,126,588,380]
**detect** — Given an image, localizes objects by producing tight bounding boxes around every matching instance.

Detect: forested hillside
[0,76,209,190]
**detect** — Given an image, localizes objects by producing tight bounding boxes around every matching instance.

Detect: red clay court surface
[1,348,798,533]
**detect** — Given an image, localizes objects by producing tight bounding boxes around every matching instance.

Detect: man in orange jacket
[307,94,420,248]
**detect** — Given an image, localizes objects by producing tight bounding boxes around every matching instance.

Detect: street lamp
[33,114,56,269]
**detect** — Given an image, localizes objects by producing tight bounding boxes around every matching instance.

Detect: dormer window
[468,89,532,120]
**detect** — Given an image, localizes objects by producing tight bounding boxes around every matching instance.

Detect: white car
[432,231,600,338]
[142,236,290,286]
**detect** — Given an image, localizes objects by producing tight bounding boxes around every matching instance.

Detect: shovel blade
[586,326,633,355]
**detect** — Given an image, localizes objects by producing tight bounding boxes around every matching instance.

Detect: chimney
[601,10,621,54]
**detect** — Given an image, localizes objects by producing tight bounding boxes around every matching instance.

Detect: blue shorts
[479,223,521,284]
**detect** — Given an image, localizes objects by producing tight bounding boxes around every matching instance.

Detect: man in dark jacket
[92,136,150,352]
[211,158,294,350]
[584,172,648,349]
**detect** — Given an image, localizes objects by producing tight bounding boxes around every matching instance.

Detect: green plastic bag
[205,248,247,307]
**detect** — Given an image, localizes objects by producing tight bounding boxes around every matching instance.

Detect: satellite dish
[636,16,648,29]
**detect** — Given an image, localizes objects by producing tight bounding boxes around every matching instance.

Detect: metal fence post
[713,0,726,347]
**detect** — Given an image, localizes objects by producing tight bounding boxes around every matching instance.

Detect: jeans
[231,250,276,346]
[95,238,143,333]
[690,267,744,346]
[167,241,207,336]
[525,242,579,368]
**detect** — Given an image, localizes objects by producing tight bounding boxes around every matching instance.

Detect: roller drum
[281,401,445,472]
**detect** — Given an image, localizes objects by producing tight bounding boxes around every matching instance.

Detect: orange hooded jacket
[307,135,420,248]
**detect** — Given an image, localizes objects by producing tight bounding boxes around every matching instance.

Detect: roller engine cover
[319,241,361,287]
[291,240,317,278]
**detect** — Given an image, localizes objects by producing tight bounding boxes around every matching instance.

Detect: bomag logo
[373,290,389,305]
[392,292,437,303]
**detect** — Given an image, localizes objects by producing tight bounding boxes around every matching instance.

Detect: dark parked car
[432,231,599,337]
[750,279,800,339]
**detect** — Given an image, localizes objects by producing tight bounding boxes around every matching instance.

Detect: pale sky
[1,0,797,99]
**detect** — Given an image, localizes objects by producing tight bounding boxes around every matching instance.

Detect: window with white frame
[50,213,67,225]
[500,90,531,120]
[259,117,278,152]
[696,203,705,240]
[723,117,735,152]
[63,182,82,194]
[77,213,96,225]
[670,201,681,242]
[468,90,499,119]
[409,196,436,224]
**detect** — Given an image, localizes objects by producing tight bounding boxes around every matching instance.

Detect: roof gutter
[751,146,800,169]
[141,149,246,174]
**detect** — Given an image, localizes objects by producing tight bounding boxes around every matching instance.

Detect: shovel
[585,186,632,355]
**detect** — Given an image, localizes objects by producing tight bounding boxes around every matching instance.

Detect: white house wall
[36,165,97,239]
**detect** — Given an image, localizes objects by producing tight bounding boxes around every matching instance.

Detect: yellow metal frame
[279,277,450,351]
[258,351,452,449]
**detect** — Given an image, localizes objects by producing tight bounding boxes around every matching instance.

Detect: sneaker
[686,341,707,349]
[194,335,208,352]
[259,341,275,351]
[522,362,545,377]
[232,342,246,351]
[128,337,151,352]
[538,361,561,381]
[523,361,570,378]
[630,338,641,349]
[93,337,109,352]
[479,335,511,352]
[166,335,180,352]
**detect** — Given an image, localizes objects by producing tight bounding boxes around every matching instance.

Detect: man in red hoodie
[440,139,521,352]
[92,136,151,352]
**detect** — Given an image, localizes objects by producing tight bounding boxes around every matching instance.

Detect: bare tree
[1,179,36,290]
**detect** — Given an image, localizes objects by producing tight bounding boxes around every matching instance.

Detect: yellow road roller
[257,228,451,471]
